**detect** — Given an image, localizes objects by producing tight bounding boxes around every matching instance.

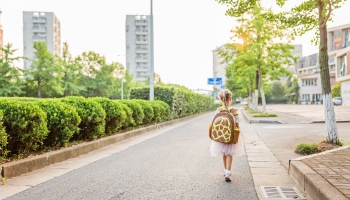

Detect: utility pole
[149,0,155,101]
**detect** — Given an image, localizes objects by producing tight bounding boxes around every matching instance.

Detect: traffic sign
[207,77,222,85]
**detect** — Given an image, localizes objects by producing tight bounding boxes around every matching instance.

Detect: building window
[302,94,310,102]
[344,29,350,48]
[126,25,129,32]
[338,55,347,77]
[302,79,317,86]
[312,94,321,102]
[329,64,335,71]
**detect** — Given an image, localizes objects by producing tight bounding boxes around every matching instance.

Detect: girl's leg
[222,155,227,169]
[226,156,233,171]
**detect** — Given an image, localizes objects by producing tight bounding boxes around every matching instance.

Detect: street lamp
[116,54,127,100]
[149,0,155,101]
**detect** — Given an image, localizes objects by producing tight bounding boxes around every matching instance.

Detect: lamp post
[149,0,155,101]
[116,54,127,100]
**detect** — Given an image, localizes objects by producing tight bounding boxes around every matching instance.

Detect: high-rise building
[23,11,61,69]
[0,9,3,58]
[125,15,151,84]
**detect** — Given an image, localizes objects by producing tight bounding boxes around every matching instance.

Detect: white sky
[1,0,350,91]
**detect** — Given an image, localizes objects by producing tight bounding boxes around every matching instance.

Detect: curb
[241,107,284,124]
[289,147,350,200]
[310,120,350,124]
[1,111,212,179]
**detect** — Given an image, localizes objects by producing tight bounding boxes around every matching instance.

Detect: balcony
[135,56,149,62]
[32,17,46,23]
[135,29,148,35]
[135,47,148,53]
[136,65,149,72]
[135,20,148,26]
[32,26,46,33]
[136,39,148,44]
[33,36,47,41]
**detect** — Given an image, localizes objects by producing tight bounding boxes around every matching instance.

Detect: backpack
[209,106,240,144]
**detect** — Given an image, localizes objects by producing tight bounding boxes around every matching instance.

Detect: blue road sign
[207,77,222,85]
[220,85,226,89]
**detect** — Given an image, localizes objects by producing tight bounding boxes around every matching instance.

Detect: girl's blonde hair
[219,89,232,108]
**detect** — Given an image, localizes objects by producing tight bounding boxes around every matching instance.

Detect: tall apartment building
[23,11,61,69]
[0,9,3,58]
[328,23,350,106]
[125,15,151,84]
[279,44,303,84]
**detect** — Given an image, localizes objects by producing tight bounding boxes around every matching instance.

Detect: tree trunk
[259,67,266,114]
[248,89,253,108]
[38,79,41,98]
[318,1,339,144]
[253,70,259,112]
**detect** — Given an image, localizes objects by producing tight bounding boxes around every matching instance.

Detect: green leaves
[0,43,24,97]
[25,42,63,98]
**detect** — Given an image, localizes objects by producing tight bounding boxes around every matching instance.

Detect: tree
[216,0,345,144]
[57,42,85,96]
[0,43,24,96]
[331,82,341,97]
[285,76,300,104]
[270,81,285,98]
[75,51,116,97]
[217,4,296,113]
[273,0,346,144]
[25,42,63,98]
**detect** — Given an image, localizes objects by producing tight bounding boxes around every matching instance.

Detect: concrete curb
[310,120,350,124]
[241,107,284,124]
[1,111,212,179]
[289,147,350,200]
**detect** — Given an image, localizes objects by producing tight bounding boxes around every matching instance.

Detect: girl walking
[209,89,245,182]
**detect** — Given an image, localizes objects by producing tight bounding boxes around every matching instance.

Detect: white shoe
[225,170,231,182]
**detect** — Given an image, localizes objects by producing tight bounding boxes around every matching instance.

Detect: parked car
[332,97,342,105]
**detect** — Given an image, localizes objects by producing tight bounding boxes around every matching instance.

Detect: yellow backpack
[209,106,240,144]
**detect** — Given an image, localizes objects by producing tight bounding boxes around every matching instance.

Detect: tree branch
[321,0,332,28]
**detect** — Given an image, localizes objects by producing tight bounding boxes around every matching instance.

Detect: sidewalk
[290,146,350,200]
[239,111,307,200]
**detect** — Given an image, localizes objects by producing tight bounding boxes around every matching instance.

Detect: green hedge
[0,110,8,158]
[118,100,144,125]
[60,97,106,140]
[0,96,210,160]
[153,100,171,122]
[119,103,135,129]
[130,86,215,118]
[92,97,127,135]
[134,100,154,124]
[0,100,48,155]
[36,100,81,147]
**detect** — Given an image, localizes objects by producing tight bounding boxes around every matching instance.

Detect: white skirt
[209,133,245,157]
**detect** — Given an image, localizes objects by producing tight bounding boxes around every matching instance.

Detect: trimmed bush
[118,100,144,125]
[0,100,48,155]
[36,100,81,147]
[0,110,9,158]
[130,86,215,118]
[91,97,127,134]
[153,100,171,122]
[134,100,154,124]
[118,103,135,129]
[60,97,106,140]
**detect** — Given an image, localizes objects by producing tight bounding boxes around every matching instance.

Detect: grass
[295,140,345,155]
[252,113,277,117]
[244,106,277,117]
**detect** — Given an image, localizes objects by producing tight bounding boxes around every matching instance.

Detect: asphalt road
[5,113,258,200]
